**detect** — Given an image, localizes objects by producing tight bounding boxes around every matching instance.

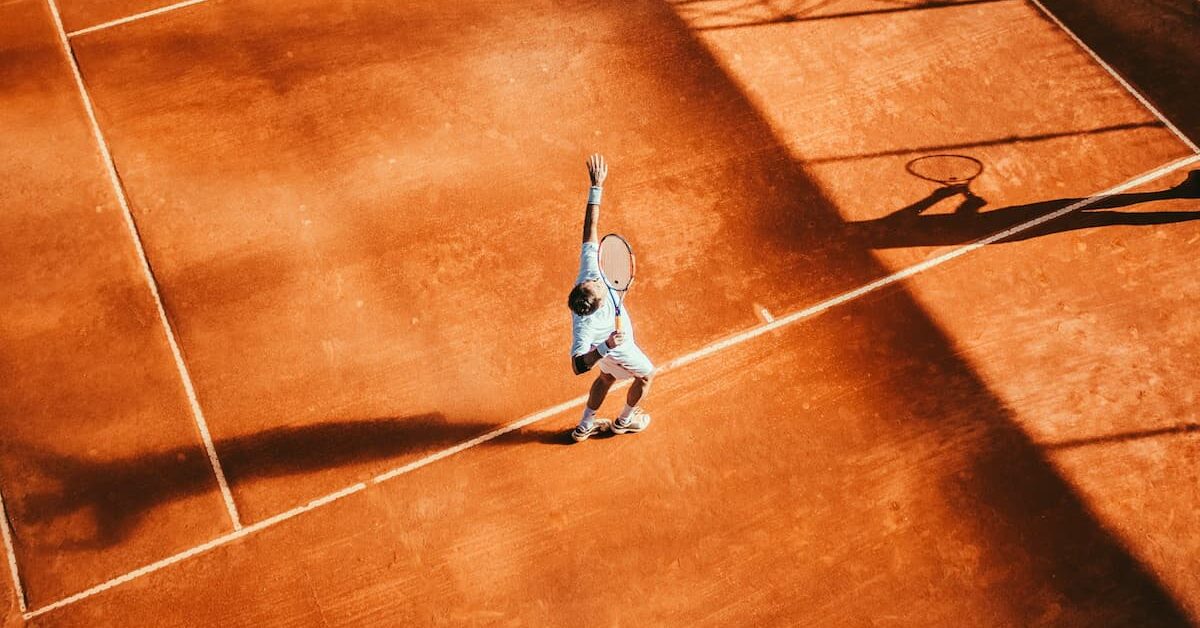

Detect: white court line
[43,0,242,531]
[20,153,1199,620]
[372,394,595,484]
[0,485,27,613]
[1026,0,1200,154]
[665,155,1200,372]
[24,484,367,619]
[66,0,210,38]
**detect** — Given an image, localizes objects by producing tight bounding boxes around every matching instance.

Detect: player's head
[568,280,604,316]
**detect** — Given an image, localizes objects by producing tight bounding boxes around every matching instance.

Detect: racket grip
[615,315,624,332]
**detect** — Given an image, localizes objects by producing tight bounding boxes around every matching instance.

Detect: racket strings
[598,235,634,291]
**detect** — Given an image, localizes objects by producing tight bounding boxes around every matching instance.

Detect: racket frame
[905,154,984,186]
[598,233,636,331]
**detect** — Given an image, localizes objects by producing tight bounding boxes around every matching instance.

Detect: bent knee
[636,370,655,385]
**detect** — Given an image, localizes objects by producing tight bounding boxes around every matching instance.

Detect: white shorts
[597,341,655,380]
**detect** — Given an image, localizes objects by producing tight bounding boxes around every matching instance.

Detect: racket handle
[615,314,624,332]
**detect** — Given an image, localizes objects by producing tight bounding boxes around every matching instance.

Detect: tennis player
[567,154,654,442]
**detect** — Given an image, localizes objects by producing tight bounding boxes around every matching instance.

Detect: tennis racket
[905,154,984,187]
[598,233,635,332]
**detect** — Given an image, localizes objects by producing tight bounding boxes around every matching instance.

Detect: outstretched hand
[588,154,608,187]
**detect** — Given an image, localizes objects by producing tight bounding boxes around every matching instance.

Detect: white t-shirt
[570,241,633,357]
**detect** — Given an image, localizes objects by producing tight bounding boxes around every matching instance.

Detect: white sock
[617,404,636,421]
[580,407,598,428]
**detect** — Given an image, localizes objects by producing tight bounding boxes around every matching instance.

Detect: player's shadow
[845,169,1200,249]
[7,414,566,550]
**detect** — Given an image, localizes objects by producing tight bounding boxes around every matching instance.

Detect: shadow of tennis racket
[906,154,984,189]
[906,154,987,214]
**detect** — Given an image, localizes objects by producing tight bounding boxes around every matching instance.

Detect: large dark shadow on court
[651,2,1194,624]
[847,168,1200,249]
[1031,0,1200,144]
[6,415,563,549]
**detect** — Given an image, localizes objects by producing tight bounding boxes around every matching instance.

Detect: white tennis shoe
[611,409,651,435]
[571,419,612,443]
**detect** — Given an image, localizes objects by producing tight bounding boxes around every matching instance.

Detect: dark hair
[568,283,600,316]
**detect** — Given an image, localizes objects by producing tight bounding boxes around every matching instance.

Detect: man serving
[567,154,655,443]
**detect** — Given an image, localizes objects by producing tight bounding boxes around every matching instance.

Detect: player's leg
[588,370,617,411]
[572,371,617,443]
[626,371,652,405]
[611,345,654,435]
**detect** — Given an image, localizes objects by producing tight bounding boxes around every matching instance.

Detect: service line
[67,0,210,38]
[21,153,1199,620]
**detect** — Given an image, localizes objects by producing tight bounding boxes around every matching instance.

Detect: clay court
[2,0,1198,625]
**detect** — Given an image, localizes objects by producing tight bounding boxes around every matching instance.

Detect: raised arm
[582,154,608,244]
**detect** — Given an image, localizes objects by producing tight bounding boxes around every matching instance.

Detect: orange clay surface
[1,0,1197,625]
[0,0,233,615]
